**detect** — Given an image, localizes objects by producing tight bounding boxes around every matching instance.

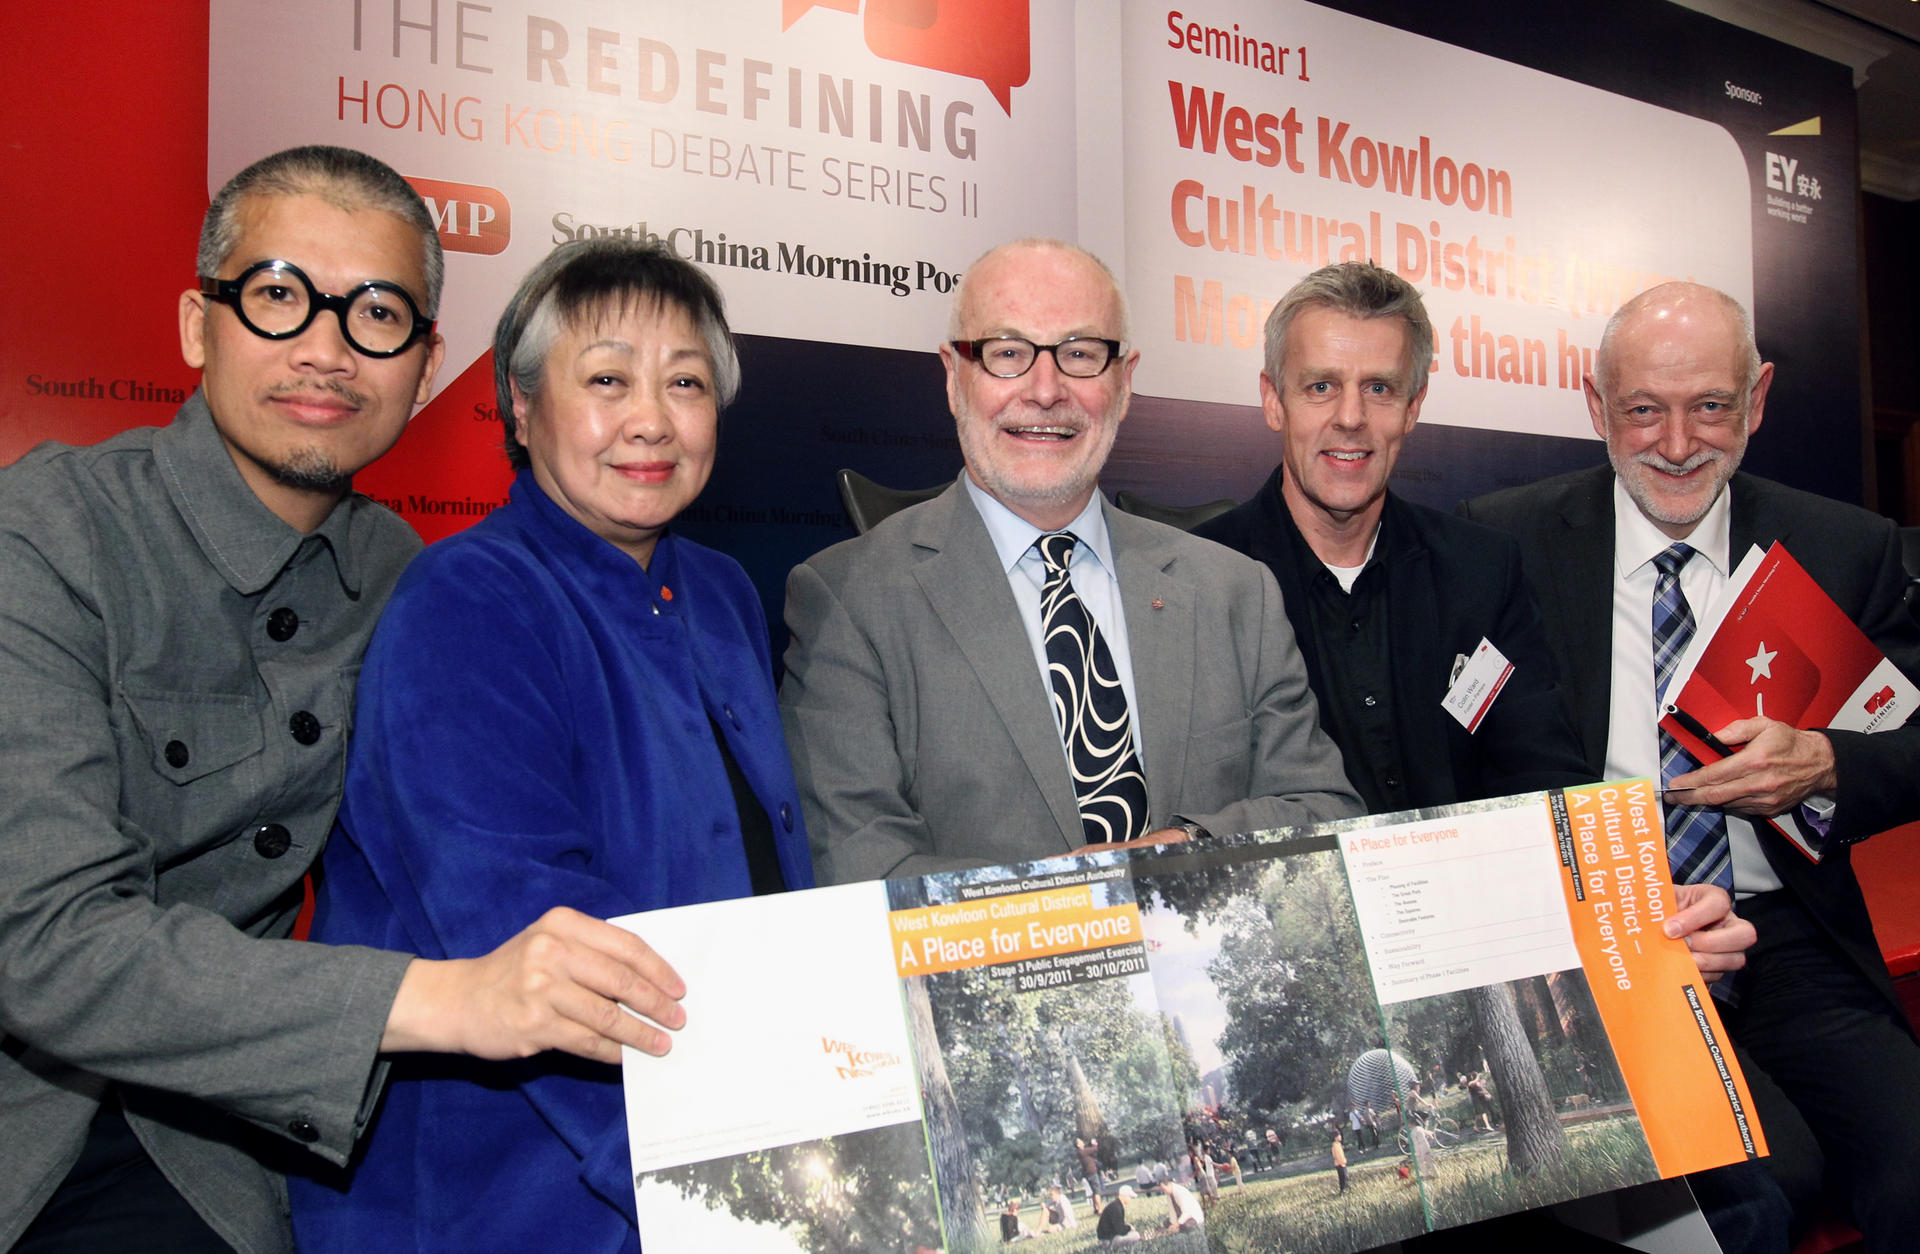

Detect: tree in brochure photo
[890,865,1207,1253]
[1114,822,1654,1252]
[617,784,1764,1254]
[635,1123,942,1253]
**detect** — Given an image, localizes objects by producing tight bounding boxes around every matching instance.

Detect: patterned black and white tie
[1036,532,1150,844]
[1654,542,1732,892]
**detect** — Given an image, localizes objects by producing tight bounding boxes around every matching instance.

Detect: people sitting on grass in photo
[1096,1185,1143,1244]
[999,1197,1033,1243]
[1038,1184,1077,1232]
[1162,1179,1205,1232]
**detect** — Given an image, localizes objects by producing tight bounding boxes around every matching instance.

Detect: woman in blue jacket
[290,238,813,1252]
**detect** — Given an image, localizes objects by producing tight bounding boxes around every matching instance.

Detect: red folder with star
[1659,543,1918,859]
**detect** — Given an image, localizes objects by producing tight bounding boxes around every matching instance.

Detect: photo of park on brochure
[619,783,1763,1254]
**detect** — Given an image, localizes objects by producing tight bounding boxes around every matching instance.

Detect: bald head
[1585,281,1773,540]
[1594,282,1761,402]
[947,239,1129,343]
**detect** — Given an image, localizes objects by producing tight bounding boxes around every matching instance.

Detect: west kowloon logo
[822,1035,904,1080]
[784,0,1032,114]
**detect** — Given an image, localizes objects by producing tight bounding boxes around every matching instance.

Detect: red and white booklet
[1659,542,1918,860]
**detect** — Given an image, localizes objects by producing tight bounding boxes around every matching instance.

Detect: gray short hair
[947,238,1130,343]
[1263,262,1432,391]
[492,238,741,470]
[198,146,443,317]
[1594,283,1763,400]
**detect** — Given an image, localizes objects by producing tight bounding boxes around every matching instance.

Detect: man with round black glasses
[197,259,435,359]
[0,146,693,1252]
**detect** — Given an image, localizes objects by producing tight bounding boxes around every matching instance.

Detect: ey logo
[784,0,1031,113]
[1764,153,1798,193]
[408,177,511,256]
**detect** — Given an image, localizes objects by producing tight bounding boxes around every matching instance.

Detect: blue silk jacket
[289,471,814,1253]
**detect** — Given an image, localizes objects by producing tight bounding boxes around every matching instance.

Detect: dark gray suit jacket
[0,399,412,1252]
[1462,466,1920,1014]
[781,481,1361,883]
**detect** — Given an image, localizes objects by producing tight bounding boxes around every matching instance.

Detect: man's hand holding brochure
[1659,543,1919,860]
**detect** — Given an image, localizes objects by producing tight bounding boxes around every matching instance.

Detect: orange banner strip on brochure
[888,885,1142,977]
[1554,781,1766,1176]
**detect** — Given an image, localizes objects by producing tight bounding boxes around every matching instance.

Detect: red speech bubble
[785,0,860,27]
[786,0,1031,115]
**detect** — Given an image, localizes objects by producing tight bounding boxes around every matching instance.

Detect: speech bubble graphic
[785,0,1031,115]
[784,0,859,28]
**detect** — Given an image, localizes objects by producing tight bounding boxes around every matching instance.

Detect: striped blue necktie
[1654,542,1733,892]
[1036,532,1150,845]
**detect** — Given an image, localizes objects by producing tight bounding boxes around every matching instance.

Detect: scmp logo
[408,177,512,256]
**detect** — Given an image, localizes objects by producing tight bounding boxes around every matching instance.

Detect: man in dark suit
[781,239,1360,882]
[1193,262,1595,815]
[1463,281,1920,1253]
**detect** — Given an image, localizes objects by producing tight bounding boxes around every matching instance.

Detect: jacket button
[287,1117,320,1143]
[164,740,189,768]
[288,711,321,745]
[266,607,300,642]
[780,803,793,832]
[253,824,292,859]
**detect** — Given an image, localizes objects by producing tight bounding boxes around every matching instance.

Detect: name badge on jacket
[1442,638,1513,733]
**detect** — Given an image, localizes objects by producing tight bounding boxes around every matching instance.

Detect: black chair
[1112,489,1238,533]
[836,468,948,535]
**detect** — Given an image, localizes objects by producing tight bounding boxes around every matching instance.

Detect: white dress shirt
[1603,477,1782,896]
[964,477,1145,751]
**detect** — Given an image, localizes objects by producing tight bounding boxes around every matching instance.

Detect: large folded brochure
[1659,542,1918,859]
[615,782,1763,1254]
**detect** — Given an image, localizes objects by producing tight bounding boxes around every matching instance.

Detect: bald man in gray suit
[781,240,1359,883]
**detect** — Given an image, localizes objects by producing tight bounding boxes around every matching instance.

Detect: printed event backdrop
[4,0,1859,636]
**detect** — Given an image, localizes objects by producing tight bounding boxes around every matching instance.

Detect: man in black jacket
[1462,281,1920,1253]
[1193,263,1590,810]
